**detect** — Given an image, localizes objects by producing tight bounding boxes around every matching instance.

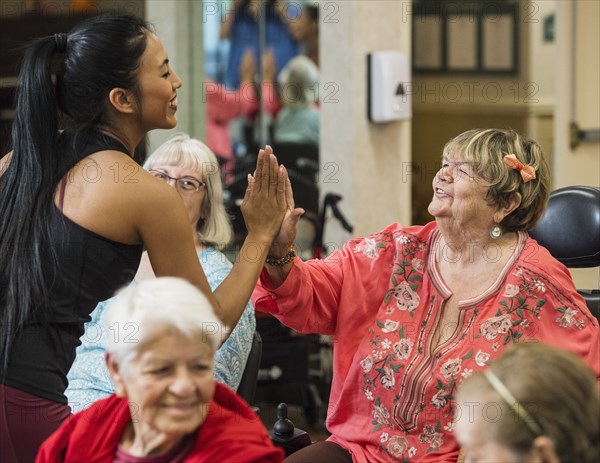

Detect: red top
[113,436,194,463]
[36,383,284,463]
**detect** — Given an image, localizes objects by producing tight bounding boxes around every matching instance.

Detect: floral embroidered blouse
[66,247,255,412]
[253,222,600,463]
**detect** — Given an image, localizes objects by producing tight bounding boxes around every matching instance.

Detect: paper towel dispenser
[367,51,412,123]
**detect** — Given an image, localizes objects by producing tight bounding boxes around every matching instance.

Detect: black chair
[224,143,320,252]
[270,143,319,185]
[231,143,320,213]
[243,142,319,183]
[529,185,600,320]
[236,331,263,405]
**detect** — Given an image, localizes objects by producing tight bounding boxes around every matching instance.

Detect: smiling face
[428,155,499,234]
[113,331,216,440]
[150,164,206,232]
[136,33,182,132]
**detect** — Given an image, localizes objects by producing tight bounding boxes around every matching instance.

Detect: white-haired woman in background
[66,133,256,411]
[38,278,283,462]
[272,54,320,145]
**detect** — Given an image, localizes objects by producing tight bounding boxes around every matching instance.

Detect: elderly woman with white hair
[66,133,256,411]
[272,54,320,145]
[38,277,284,462]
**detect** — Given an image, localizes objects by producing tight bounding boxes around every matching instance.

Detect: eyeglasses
[149,170,205,193]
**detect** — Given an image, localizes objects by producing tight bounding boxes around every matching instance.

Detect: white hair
[144,133,233,250]
[104,277,227,371]
[278,55,319,108]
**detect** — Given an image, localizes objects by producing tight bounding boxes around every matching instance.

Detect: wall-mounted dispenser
[367,50,412,123]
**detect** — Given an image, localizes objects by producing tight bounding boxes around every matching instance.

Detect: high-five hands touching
[241,146,288,247]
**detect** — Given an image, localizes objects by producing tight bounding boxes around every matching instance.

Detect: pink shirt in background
[205,82,280,161]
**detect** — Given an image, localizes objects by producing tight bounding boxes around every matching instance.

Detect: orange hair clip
[503,154,536,183]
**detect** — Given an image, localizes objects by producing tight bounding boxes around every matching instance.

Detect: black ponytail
[0,35,61,368]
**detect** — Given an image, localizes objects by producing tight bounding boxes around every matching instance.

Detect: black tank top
[1,131,143,403]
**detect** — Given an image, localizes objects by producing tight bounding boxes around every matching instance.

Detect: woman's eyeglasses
[149,170,205,193]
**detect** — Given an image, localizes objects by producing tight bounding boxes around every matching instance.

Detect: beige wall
[525,0,555,185]
[320,0,412,248]
[528,0,556,104]
[554,0,600,188]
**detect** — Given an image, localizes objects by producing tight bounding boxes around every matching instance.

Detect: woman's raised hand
[269,163,305,258]
[241,146,287,245]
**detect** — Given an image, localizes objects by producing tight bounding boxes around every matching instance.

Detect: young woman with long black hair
[0,14,287,461]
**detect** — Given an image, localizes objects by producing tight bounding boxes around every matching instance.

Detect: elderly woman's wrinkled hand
[241,146,287,245]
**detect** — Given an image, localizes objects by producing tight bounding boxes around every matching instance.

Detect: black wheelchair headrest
[529,186,600,268]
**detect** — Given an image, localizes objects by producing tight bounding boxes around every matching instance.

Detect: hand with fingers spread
[240,146,287,246]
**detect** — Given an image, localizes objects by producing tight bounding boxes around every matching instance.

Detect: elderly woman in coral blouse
[253,128,600,463]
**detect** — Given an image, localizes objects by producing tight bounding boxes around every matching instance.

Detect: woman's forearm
[263,258,295,288]
[214,148,286,328]
[213,231,271,329]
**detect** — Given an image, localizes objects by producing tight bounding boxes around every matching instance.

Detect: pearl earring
[490,226,502,240]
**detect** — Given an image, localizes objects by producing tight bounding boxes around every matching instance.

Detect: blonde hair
[104,277,227,372]
[144,133,233,249]
[443,128,550,232]
[458,343,599,462]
